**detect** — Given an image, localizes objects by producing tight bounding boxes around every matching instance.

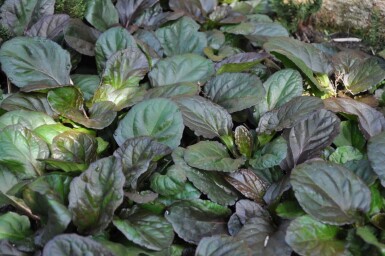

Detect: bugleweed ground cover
[0,0,385,255]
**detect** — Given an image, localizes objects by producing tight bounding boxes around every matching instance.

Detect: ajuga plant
[0,0,385,256]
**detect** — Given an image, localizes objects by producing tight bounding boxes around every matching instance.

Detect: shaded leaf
[0,212,32,242]
[68,157,125,234]
[324,97,385,139]
[71,74,100,101]
[368,131,385,187]
[114,136,172,189]
[25,14,70,41]
[333,121,366,152]
[281,109,340,171]
[165,199,231,244]
[291,161,371,225]
[116,0,158,26]
[42,234,114,256]
[64,19,101,56]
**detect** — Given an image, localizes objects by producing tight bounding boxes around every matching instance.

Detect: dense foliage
[0,0,385,255]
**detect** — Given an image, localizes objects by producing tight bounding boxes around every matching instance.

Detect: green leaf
[204,73,265,113]
[150,165,186,196]
[291,161,371,225]
[68,157,125,234]
[33,124,71,145]
[64,19,101,56]
[93,47,149,110]
[253,69,303,121]
[0,109,56,131]
[23,174,72,245]
[356,226,385,254]
[148,54,214,87]
[343,159,377,186]
[184,141,244,172]
[165,199,231,244]
[114,98,184,149]
[368,131,385,187]
[250,137,287,170]
[276,200,305,219]
[195,235,251,256]
[101,47,149,88]
[0,92,55,117]
[0,37,71,88]
[329,146,363,164]
[47,86,116,129]
[71,74,100,101]
[225,169,269,204]
[333,121,366,151]
[221,22,289,45]
[0,212,32,242]
[113,209,174,251]
[175,96,233,139]
[0,125,49,179]
[285,215,347,256]
[95,27,137,73]
[42,234,114,256]
[0,0,55,36]
[257,96,324,134]
[155,16,207,56]
[85,0,119,32]
[281,109,340,170]
[234,126,253,158]
[113,136,172,189]
[215,52,268,74]
[144,83,200,100]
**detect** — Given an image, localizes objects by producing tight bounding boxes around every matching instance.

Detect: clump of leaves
[0,0,385,255]
[55,0,87,19]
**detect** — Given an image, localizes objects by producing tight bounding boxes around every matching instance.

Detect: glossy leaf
[114,98,184,149]
[47,86,116,129]
[165,199,231,244]
[0,109,55,131]
[204,73,265,113]
[281,109,340,170]
[286,215,347,256]
[329,146,363,164]
[0,125,49,179]
[155,16,207,56]
[257,96,324,134]
[0,37,71,87]
[71,74,100,101]
[94,27,137,73]
[175,96,233,139]
[116,0,158,26]
[144,83,200,100]
[85,0,119,32]
[68,157,125,234]
[148,54,214,86]
[184,141,244,172]
[113,209,174,251]
[0,93,55,117]
[0,212,32,242]
[291,161,371,225]
[225,169,269,203]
